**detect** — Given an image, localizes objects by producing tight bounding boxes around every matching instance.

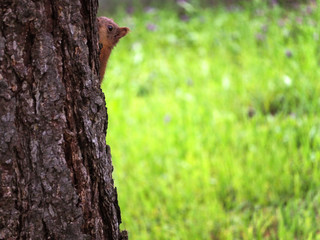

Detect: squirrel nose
[117,27,129,39]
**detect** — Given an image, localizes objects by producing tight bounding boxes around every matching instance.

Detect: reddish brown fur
[98,17,129,83]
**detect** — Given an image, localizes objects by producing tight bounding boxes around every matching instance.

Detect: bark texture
[0,0,126,239]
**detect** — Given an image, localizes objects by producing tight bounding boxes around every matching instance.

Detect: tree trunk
[0,1,127,239]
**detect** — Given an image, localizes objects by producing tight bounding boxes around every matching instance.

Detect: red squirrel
[98,17,129,83]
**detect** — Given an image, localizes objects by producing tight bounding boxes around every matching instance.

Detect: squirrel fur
[98,17,129,83]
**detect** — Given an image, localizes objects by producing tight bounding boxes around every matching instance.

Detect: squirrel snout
[117,27,130,39]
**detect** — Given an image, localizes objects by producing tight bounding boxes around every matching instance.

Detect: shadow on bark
[0,1,127,239]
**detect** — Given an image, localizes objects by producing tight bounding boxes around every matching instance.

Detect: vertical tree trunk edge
[0,1,128,239]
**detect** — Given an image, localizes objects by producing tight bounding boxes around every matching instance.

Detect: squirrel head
[98,17,129,49]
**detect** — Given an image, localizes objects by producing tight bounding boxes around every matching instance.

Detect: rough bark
[0,0,127,239]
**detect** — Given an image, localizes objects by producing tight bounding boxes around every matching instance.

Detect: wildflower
[146,23,157,31]
[255,33,265,43]
[285,49,293,58]
[283,75,292,86]
[126,6,134,14]
[164,114,171,123]
[144,7,156,14]
[278,18,286,27]
[261,24,268,33]
[186,78,193,86]
[296,17,303,25]
[271,0,278,7]
[180,14,190,22]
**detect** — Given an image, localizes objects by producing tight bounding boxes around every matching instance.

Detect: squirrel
[98,17,129,83]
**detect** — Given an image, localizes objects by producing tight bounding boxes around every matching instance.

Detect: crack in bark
[1,0,126,239]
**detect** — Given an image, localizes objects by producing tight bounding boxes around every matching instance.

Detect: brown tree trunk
[0,1,127,239]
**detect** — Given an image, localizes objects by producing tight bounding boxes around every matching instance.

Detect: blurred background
[98,0,319,239]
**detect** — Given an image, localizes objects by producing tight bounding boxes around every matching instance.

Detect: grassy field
[101,2,320,239]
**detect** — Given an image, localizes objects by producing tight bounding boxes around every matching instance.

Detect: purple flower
[126,6,134,15]
[261,24,268,33]
[296,17,303,25]
[306,6,313,15]
[176,0,187,3]
[271,0,278,7]
[255,33,265,42]
[164,114,171,123]
[180,14,190,22]
[278,18,286,27]
[285,49,293,58]
[146,23,157,31]
[144,6,156,14]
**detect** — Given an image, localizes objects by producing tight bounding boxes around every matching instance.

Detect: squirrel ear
[118,27,130,38]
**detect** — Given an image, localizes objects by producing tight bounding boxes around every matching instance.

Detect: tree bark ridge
[0,0,126,239]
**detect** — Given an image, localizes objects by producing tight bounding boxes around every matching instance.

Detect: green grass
[101,2,320,239]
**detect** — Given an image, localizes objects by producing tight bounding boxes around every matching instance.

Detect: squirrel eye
[107,25,113,32]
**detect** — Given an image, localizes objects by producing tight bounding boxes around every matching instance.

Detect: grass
[100,2,320,239]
